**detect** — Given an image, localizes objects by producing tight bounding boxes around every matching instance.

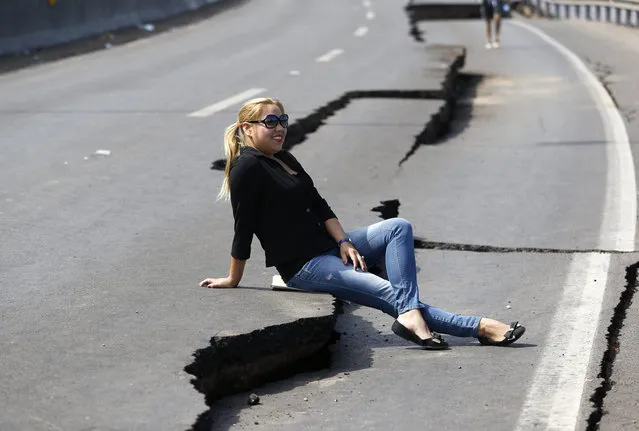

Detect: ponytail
[216,97,286,201]
[217,122,242,200]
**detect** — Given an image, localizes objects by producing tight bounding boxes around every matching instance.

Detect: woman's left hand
[340,242,367,272]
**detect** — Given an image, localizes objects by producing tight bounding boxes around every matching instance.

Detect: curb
[406,1,484,20]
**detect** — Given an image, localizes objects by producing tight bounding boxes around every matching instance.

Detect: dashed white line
[316,49,344,63]
[511,19,636,431]
[362,0,372,7]
[366,10,375,20]
[354,26,369,37]
[188,88,266,118]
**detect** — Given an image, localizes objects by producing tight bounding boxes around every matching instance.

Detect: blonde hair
[217,97,286,200]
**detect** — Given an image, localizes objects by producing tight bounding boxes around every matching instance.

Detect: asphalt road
[1,1,638,430]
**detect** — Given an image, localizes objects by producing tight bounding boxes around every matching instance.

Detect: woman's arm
[200,158,261,289]
[325,217,348,243]
[200,257,246,288]
[325,218,367,271]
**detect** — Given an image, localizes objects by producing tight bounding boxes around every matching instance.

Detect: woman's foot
[392,321,448,350]
[397,309,432,339]
[478,318,525,346]
[393,309,449,350]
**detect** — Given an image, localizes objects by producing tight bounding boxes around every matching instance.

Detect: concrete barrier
[0,0,228,56]
[406,2,484,20]
[523,0,639,26]
[406,0,516,20]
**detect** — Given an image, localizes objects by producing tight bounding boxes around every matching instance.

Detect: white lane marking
[354,26,369,37]
[289,70,301,76]
[511,19,636,431]
[362,0,371,7]
[517,253,611,431]
[316,49,344,63]
[188,88,266,118]
[512,20,636,252]
[366,10,375,20]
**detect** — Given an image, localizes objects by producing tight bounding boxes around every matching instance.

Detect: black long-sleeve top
[230,146,338,282]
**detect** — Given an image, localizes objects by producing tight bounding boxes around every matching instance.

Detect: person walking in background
[481,0,506,49]
[199,97,526,350]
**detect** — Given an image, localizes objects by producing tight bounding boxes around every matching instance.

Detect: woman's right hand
[199,277,238,288]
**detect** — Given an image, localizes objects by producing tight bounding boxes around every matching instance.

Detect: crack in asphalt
[404,2,426,42]
[412,239,633,254]
[370,199,634,254]
[588,59,637,124]
[398,72,482,165]
[210,87,461,171]
[586,262,639,430]
[372,199,400,219]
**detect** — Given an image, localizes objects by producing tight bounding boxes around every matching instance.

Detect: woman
[200,97,525,350]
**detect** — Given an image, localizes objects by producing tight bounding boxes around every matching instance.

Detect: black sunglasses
[248,114,289,129]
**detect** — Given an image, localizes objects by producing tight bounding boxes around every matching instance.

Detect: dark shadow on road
[406,339,537,348]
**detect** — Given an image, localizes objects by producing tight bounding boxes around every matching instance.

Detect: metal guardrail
[527,0,639,24]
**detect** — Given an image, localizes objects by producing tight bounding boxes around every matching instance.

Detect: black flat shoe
[478,321,526,346]
[391,320,449,350]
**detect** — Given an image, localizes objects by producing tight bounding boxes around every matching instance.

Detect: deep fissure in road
[210,86,462,171]
[372,199,400,219]
[185,313,341,431]
[586,262,639,430]
[371,199,631,254]
[405,4,426,42]
[412,239,633,254]
[399,72,483,165]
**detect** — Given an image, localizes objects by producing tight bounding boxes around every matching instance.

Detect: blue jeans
[287,218,481,338]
